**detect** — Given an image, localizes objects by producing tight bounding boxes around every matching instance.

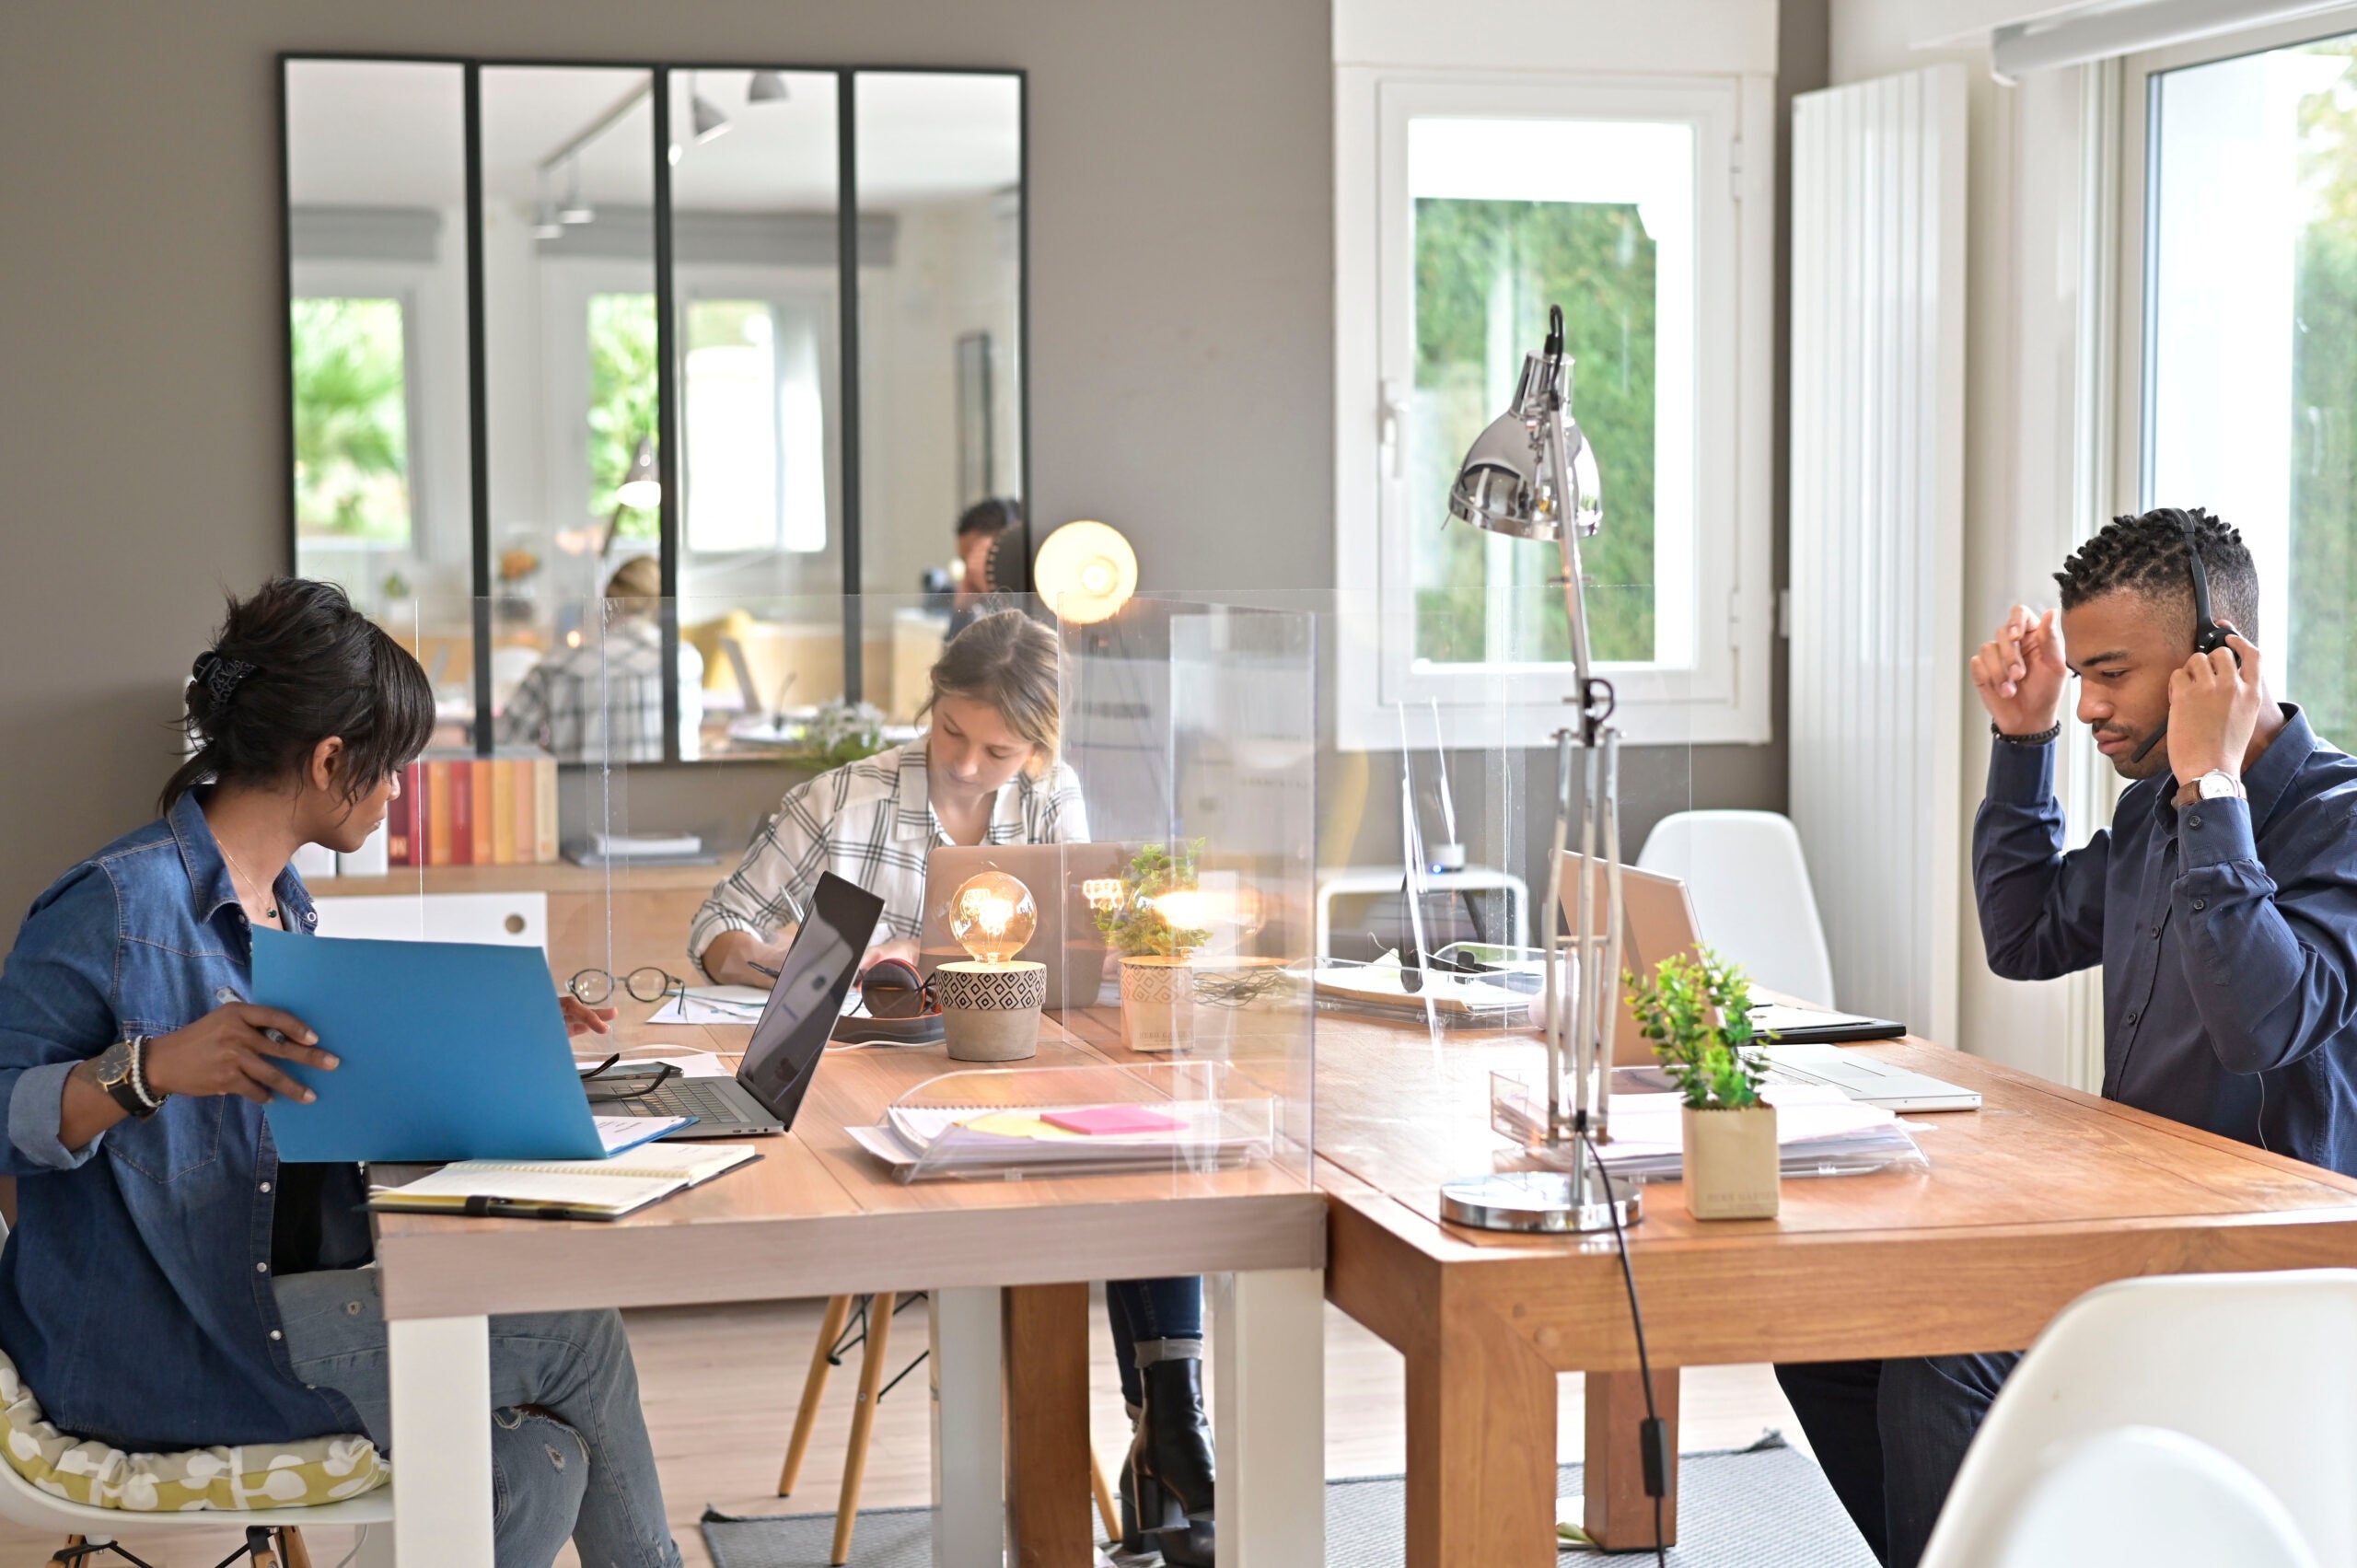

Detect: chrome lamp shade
[1446,352,1604,543]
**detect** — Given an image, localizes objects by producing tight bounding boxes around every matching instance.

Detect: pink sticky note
[1042,1106,1186,1136]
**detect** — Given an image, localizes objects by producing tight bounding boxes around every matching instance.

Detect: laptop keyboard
[600,1078,769,1126]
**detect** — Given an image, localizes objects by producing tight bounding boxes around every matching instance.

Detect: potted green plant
[1095,840,1212,1053]
[1625,947,1779,1220]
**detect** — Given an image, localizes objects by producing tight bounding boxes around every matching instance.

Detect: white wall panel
[1789,64,1968,1040]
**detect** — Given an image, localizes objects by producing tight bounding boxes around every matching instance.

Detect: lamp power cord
[1580,1129,1669,1568]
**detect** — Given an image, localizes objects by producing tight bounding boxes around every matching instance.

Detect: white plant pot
[1680,1102,1780,1220]
[1118,956,1195,1053]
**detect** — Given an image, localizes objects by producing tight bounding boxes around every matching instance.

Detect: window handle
[1380,378,1410,480]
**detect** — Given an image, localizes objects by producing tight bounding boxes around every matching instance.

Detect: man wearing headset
[1775,506,2357,1568]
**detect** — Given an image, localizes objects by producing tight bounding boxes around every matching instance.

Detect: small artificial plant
[1097,839,1211,959]
[1624,947,1771,1110]
[794,698,889,769]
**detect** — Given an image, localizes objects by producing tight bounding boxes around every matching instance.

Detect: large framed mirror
[281,56,1027,765]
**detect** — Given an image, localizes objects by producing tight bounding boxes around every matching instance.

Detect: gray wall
[0,0,1821,930]
[0,0,1333,921]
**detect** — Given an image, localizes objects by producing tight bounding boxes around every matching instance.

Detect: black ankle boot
[1120,1444,1215,1568]
[1137,1356,1214,1517]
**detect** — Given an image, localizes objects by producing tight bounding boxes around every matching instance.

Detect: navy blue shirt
[0,793,370,1451]
[1974,706,2357,1172]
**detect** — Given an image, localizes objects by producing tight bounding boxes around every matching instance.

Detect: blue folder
[252,926,610,1162]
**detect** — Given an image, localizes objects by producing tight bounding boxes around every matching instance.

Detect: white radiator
[1787,64,1968,1042]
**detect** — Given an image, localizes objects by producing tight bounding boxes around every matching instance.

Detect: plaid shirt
[494,620,703,763]
[690,739,1089,978]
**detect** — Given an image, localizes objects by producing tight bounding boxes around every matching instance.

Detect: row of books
[387,756,561,866]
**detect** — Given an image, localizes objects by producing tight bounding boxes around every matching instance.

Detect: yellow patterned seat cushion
[0,1348,388,1511]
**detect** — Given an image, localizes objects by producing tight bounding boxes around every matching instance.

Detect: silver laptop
[593,873,884,1137]
[920,842,1128,1010]
[1757,1041,1980,1113]
[1574,855,1980,1113]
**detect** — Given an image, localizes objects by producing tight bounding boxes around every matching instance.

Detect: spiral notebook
[367,1143,760,1221]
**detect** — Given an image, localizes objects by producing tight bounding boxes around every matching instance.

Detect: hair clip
[192,651,257,706]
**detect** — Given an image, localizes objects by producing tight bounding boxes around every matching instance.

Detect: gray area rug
[701,1434,1877,1567]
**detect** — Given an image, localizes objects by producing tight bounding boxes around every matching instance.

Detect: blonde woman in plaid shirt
[689,609,1221,1566]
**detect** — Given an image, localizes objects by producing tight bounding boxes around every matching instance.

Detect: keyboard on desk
[600,1074,783,1136]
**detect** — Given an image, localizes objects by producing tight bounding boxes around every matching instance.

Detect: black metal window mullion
[654,66,682,764]
[838,68,865,703]
[1016,71,1033,594]
[277,61,299,577]
[463,64,494,758]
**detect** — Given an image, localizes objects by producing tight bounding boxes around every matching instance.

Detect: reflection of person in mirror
[689,608,1221,1566]
[949,496,1022,636]
[494,555,704,763]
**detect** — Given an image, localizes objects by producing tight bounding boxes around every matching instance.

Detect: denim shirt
[0,793,369,1451]
[1974,706,2357,1172]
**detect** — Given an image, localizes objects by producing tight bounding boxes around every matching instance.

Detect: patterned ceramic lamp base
[937,959,1046,1063]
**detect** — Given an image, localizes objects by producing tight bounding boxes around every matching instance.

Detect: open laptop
[920,842,1128,1009]
[597,871,885,1138]
[1575,855,1980,1112]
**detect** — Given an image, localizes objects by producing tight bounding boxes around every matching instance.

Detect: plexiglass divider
[1054,593,1319,1185]
[305,585,1701,1197]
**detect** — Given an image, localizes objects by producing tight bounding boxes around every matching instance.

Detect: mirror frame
[277,52,1030,762]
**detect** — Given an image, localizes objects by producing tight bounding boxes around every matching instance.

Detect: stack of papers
[368,1142,758,1221]
[847,1099,1274,1179]
[1493,1082,1928,1180]
[593,831,704,858]
[1286,956,1535,1022]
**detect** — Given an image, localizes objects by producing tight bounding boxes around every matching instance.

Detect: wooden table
[1313,1014,2357,1566]
[370,1013,1328,1568]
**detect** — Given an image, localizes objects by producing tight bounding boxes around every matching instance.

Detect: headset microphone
[2126,509,2237,766]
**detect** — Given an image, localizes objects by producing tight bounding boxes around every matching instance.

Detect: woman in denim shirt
[0,580,682,1568]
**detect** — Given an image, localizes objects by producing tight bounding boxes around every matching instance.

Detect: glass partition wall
[282,57,1025,764]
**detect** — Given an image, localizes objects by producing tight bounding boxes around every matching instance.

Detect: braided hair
[161,578,435,814]
[2053,506,2258,644]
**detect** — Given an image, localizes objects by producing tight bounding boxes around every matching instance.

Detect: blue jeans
[1106,1276,1204,1407]
[273,1269,683,1568]
[1773,1353,2021,1568]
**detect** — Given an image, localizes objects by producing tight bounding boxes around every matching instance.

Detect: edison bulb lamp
[948,871,1038,965]
[1033,520,1137,624]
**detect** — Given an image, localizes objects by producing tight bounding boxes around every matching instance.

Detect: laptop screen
[737,872,885,1126]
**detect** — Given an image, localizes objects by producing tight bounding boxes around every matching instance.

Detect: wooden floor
[5,1294,1804,1566]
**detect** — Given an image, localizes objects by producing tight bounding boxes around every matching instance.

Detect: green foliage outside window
[1412,199,1657,665]
[589,293,658,540]
[291,297,410,542]
[2292,42,2357,742]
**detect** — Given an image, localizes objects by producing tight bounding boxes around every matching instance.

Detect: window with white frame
[1334,69,1773,749]
[681,294,833,555]
[2123,14,2357,745]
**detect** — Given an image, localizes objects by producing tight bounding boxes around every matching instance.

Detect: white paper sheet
[592,1114,696,1154]
[645,985,771,1025]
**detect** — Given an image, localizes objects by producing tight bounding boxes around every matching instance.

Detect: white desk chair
[1918,1271,2357,1568]
[1636,810,1838,1005]
[0,1461,393,1568]
[1955,1425,2319,1568]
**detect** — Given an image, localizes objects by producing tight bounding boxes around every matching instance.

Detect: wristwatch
[2195,769,2246,802]
[92,1038,161,1121]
